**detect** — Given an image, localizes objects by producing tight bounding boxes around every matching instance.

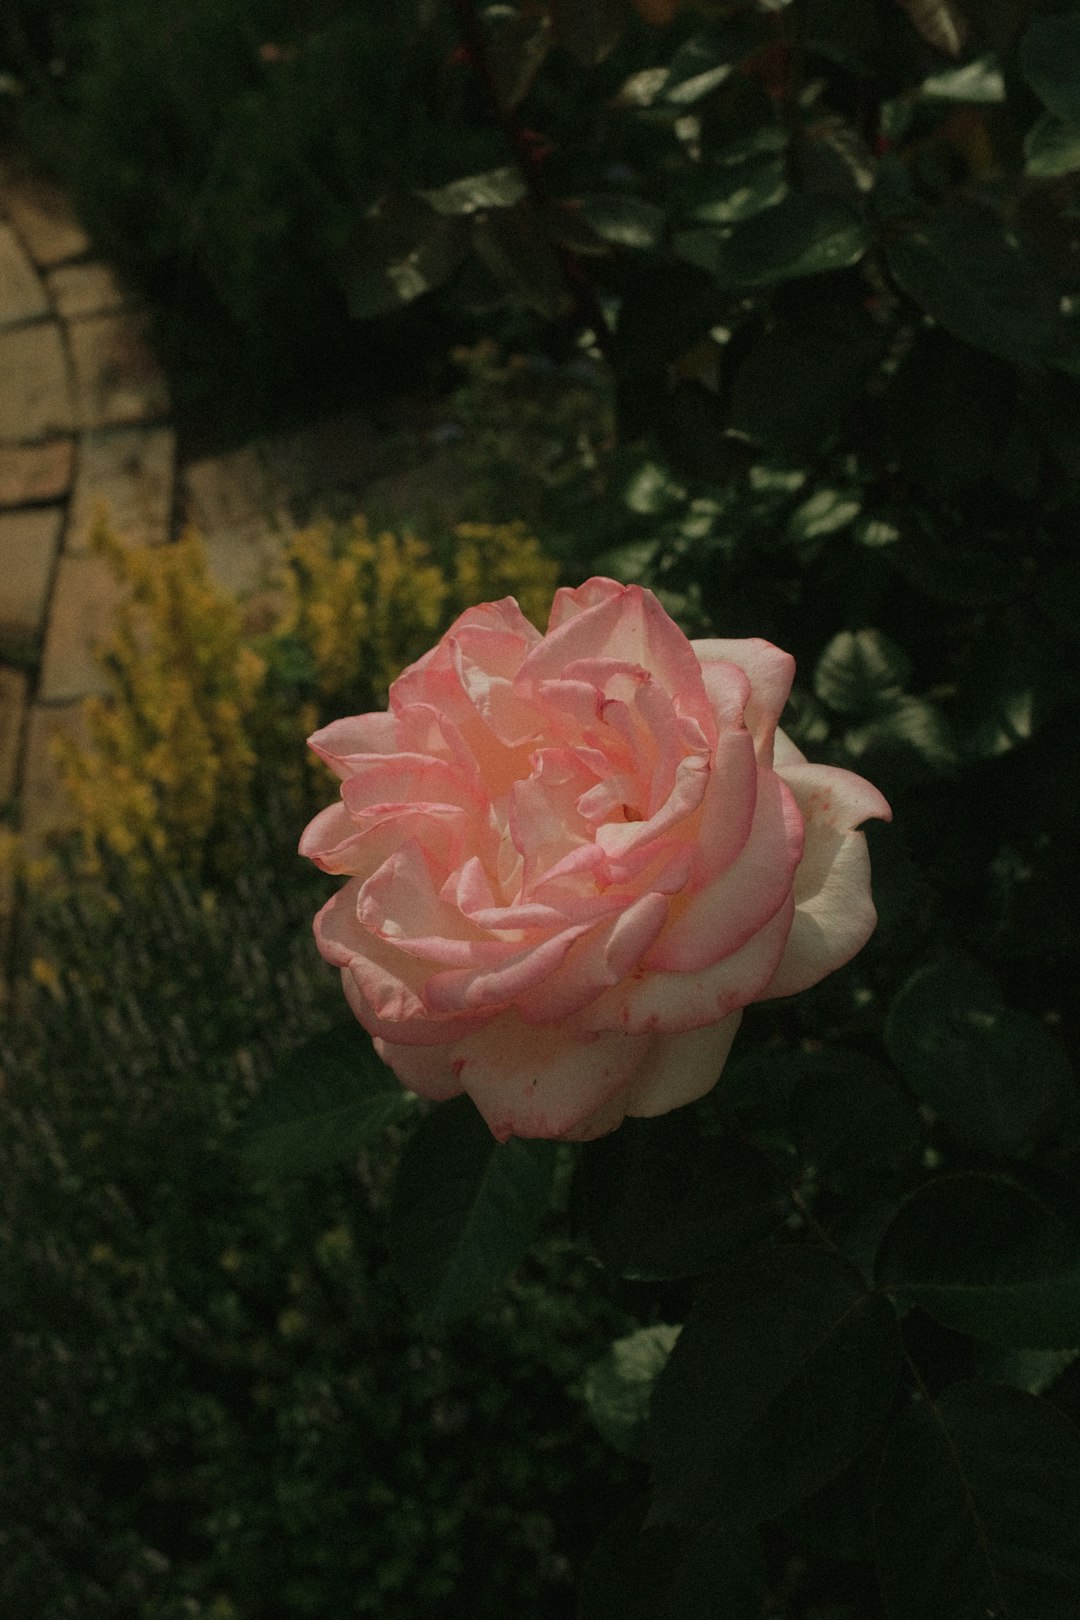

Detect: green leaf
[684,155,788,225]
[784,1441,884,1562]
[389,1096,556,1324]
[343,194,468,318]
[573,1113,790,1280]
[885,203,1061,370]
[722,1047,922,1198]
[1025,113,1080,179]
[843,695,958,775]
[728,305,882,457]
[1020,13,1080,125]
[884,956,1077,1155]
[875,1382,1080,1620]
[785,1064,923,1194]
[582,193,666,250]
[920,55,1004,102]
[646,1246,902,1525]
[975,1344,1079,1396]
[239,1025,414,1178]
[785,487,862,545]
[623,460,687,515]
[674,193,871,288]
[954,625,1063,760]
[417,166,527,215]
[582,1324,682,1456]
[471,199,567,318]
[896,515,1022,605]
[813,628,912,716]
[661,26,764,106]
[894,0,969,56]
[877,1173,1080,1348]
[579,1499,765,1620]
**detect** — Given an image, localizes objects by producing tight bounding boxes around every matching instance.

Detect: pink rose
[301,578,890,1142]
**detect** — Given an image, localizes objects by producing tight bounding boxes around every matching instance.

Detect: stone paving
[0,142,437,917]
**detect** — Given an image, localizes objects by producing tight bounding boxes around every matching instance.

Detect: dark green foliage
[875,1383,1080,1620]
[0,846,633,1620]
[389,1096,558,1324]
[240,1025,417,1179]
[578,1497,765,1620]
[6,1,1080,1615]
[645,1247,903,1527]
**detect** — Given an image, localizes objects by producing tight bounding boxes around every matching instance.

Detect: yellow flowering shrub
[447,521,558,634]
[46,514,558,882]
[279,519,449,703]
[51,523,267,874]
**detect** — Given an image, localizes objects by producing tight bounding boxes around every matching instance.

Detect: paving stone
[0,506,63,662]
[0,438,75,508]
[46,261,135,320]
[0,665,28,805]
[67,425,175,553]
[0,320,73,442]
[67,310,169,430]
[0,222,49,329]
[38,552,126,702]
[182,446,277,536]
[20,700,90,851]
[0,143,91,266]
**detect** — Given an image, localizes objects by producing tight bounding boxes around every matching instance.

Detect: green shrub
[9,1,495,410]
[0,832,634,1619]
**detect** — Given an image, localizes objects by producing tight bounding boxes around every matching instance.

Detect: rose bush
[300,578,890,1141]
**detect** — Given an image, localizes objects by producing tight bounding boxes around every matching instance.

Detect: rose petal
[586,894,793,1035]
[439,1015,651,1142]
[370,1037,467,1102]
[761,761,891,999]
[693,638,795,764]
[357,842,509,968]
[649,768,803,972]
[308,712,401,778]
[298,801,357,866]
[341,753,482,815]
[301,801,468,877]
[595,751,711,860]
[421,921,591,1014]
[514,889,671,1023]
[687,727,758,887]
[523,581,715,738]
[341,960,487,1047]
[625,1013,744,1117]
[546,575,627,631]
[776,761,892,837]
[692,658,752,732]
[772,726,807,769]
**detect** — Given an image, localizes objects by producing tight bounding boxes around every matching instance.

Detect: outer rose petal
[693,638,795,765]
[763,760,892,999]
[379,1016,653,1142]
[625,1013,744,1117]
[308,712,400,777]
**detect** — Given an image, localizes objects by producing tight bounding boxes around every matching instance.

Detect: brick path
[0,141,175,865]
[0,144,436,900]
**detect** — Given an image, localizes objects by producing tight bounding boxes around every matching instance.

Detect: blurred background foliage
[2,0,1079,1615]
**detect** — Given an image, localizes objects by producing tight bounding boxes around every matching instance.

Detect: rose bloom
[301,578,890,1142]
